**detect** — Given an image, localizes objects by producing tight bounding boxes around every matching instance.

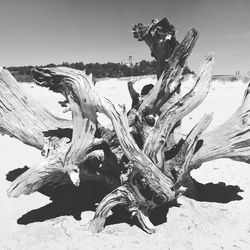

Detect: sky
[0,0,249,74]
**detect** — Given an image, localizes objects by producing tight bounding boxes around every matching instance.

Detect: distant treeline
[7,60,192,82]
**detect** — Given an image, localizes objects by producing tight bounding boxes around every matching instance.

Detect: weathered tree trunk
[132,18,195,153]
[132,17,193,78]
[1,18,250,234]
[132,17,178,78]
[5,68,120,197]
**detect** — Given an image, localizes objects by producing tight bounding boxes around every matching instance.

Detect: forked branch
[143,54,214,169]
[138,28,199,116]
[3,16,250,236]
[191,82,250,166]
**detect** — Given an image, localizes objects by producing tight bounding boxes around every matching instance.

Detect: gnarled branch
[191,82,250,166]
[3,17,250,236]
[0,68,71,149]
[138,28,199,116]
[143,54,213,169]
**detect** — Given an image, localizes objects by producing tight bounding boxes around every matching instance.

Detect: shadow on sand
[6,167,109,225]
[6,166,244,229]
[186,178,243,203]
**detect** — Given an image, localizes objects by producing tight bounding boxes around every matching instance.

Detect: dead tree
[132,17,193,78]
[1,18,250,234]
[131,17,192,149]
[132,18,178,78]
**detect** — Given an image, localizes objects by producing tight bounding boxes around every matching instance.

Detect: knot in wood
[241,114,250,126]
[145,114,155,126]
[120,166,133,184]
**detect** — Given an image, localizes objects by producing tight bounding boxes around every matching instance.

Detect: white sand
[0,77,250,250]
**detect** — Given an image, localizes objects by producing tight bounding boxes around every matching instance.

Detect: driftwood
[132,17,193,78]
[1,17,250,234]
[132,18,178,78]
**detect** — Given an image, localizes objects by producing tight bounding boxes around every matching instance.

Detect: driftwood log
[1,18,250,234]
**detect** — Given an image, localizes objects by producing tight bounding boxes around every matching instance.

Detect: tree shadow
[5,166,244,230]
[105,206,134,227]
[6,167,110,225]
[6,166,176,230]
[18,181,110,225]
[148,179,243,227]
[149,200,181,226]
[7,167,146,229]
[105,200,181,229]
[147,180,244,227]
[185,178,244,203]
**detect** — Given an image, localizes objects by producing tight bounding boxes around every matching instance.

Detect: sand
[0,77,250,250]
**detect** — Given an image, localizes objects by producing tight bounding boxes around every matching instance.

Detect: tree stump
[1,18,250,234]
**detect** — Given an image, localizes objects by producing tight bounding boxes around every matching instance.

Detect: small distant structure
[128,56,133,68]
[121,56,133,68]
[235,70,240,76]
[247,71,250,76]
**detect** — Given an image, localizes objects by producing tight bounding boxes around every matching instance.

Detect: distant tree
[7,59,163,82]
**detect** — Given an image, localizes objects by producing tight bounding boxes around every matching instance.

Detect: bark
[7,137,70,197]
[7,68,121,197]
[0,68,70,149]
[143,55,213,170]
[138,28,199,116]
[132,18,178,78]
[127,80,140,108]
[127,28,199,148]
[33,67,178,233]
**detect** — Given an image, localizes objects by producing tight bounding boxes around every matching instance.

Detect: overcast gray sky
[0,0,249,74]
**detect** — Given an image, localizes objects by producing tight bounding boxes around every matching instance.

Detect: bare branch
[7,137,70,197]
[138,28,199,116]
[143,55,214,169]
[127,80,140,108]
[191,82,250,166]
[175,113,213,186]
[0,68,71,149]
[33,67,100,185]
[89,185,137,233]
